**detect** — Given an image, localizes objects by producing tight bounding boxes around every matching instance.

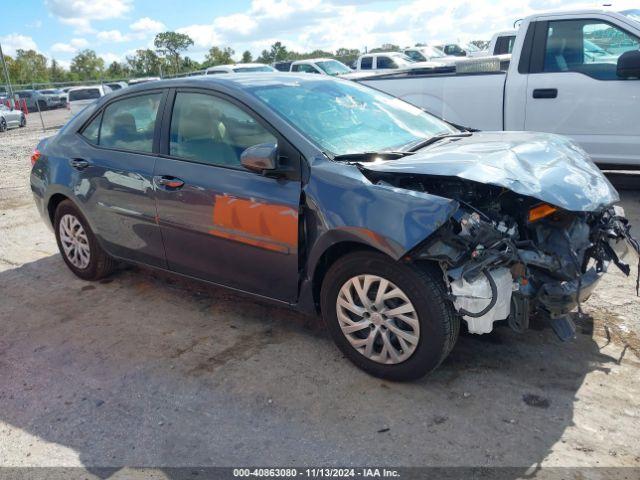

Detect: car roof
[292,58,337,63]
[207,63,271,69]
[67,85,103,92]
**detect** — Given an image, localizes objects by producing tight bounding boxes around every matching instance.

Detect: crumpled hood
[362,131,619,212]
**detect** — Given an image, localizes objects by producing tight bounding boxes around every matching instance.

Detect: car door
[523,16,640,167]
[154,89,302,302]
[72,90,167,267]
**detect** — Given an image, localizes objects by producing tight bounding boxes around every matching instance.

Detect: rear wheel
[19,115,26,127]
[54,200,117,280]
[320,251,459,381]
[0,119,6,132]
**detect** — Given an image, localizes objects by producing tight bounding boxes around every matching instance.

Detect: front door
[524,16,640,167]
[154,90,301,302]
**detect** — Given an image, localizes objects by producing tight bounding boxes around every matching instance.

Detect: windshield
[621,9,640,24]
[316,60,351,75]
[233,66,275,72]
[424,46,445,58]
[40,90,56,94]
[250,78,455,156]
[393,53,416,65]
[69,89,101,101]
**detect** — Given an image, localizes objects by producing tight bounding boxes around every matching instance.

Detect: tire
[0,119,6,132]
[19,115,26,127]
[37,100,47,111]
[54,200,117,281]
[320,251,459,381]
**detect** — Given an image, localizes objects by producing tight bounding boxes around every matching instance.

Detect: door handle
[532,88,558,99]
[70,158,89,170]
[154,176,185,189]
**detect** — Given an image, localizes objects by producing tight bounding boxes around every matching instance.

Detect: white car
[0,103,26,132]
[205,63,276,74]
[67,85,112,116]
[357,9,640,168]
[289,58,352,76]
[355,51,446,72]
[403,46,457,65]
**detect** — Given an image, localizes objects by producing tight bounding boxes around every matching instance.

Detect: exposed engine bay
[367,173,640,340]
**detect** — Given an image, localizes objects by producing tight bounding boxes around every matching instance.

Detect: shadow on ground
[0,254,625,477]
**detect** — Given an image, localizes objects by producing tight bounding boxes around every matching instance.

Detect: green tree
[9,49,48,84]
[204,46,235,67]
[470,40,490,50]
[180,56,201,72]
[241,50,253,63]
[70,49,104,80]
[256,41,289,64]
[154,31,194,74]
[106,61,126,79]
[370,43,401,53]
[126,49,162,77]
[49,58,66,82]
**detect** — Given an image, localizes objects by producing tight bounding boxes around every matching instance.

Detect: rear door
[523,15,640,167]
[72,90,167,267]
[154,89,301,302]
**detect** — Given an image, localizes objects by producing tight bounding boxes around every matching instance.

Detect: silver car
[0,104,26,132]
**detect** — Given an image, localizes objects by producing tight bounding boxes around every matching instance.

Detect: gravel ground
[1,125,639,476]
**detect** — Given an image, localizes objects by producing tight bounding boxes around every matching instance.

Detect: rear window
[360,57,373,70]
[69,88,101,101]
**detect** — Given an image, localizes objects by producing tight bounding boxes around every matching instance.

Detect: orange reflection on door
[210,194,298,254]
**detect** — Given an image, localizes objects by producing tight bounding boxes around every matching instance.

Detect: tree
[49,59,66,82]
[126,49,162,77]
[181,56,201,72]
[256,41,288,64]
[9,49,48,84]
[204,46,235,67]
[154,31,194,74]
[370,43,401,53]
[106,61,126,79]
[241,50,253,63]
[470,40,490,50]
[70,49,104,80]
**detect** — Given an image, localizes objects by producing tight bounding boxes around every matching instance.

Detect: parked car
[15,90,58,111]
[105,81,128,91]
[272,61,293,72]
[37,89,66,109]
[205,63,276,74]
[403,45,457,64]
[485,30,517,56]
[30,74,639,380]
[289,58,352,76]
[355,51,445,72]
[67,85,112,116]
[434,42,485,57]
[0,103,26,131]
[357,9,640,169]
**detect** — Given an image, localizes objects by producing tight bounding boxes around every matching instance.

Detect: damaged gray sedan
[31,74,639,380]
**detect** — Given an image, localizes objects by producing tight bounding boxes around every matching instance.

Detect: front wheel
[54,200,117,280]
[320,251,459,381]
[19,115,26,127]
[0,119,6,132]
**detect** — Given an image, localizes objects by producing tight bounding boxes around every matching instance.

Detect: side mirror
[241,143,278,173]
[617,50,640,79]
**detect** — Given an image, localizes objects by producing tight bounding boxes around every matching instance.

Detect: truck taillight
[31,149,41,166]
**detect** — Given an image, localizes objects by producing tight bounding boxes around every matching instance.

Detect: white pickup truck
[358,9,640,169]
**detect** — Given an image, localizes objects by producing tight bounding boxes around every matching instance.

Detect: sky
[0,0,637,68]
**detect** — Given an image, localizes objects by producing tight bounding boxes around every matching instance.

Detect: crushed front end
[375,175,639,340]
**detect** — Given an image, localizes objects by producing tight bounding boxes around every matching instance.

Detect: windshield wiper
[331,151,415,162]
[405,131,473,152]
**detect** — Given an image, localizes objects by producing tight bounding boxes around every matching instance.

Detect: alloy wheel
[336,274,420,364]
[59,214,91,269]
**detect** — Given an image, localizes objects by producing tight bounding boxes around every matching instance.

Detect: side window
[377,56,398,69]
[360,56,373,70]
[82,114,101,144]
[495,36,516,55]
[99,93,161,152]
[169,92,276,168]
[544,19,640,79]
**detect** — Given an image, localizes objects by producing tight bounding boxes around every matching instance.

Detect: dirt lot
[1,120,640,476]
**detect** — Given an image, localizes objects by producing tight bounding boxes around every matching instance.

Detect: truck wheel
[38,100,47,111]
[320,251,459,381]
[54,200,117,281]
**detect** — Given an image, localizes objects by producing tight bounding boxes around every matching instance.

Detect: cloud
[44,0,133,33]
[51,38,89,54]
[0,34,38,56]
[97,30,129,43]
[130,17,166,33]
[99,52,125,64]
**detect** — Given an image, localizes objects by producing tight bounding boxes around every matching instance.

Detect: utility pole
[0,41,14,97]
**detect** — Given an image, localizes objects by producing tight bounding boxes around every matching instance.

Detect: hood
[362,131,619,212]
